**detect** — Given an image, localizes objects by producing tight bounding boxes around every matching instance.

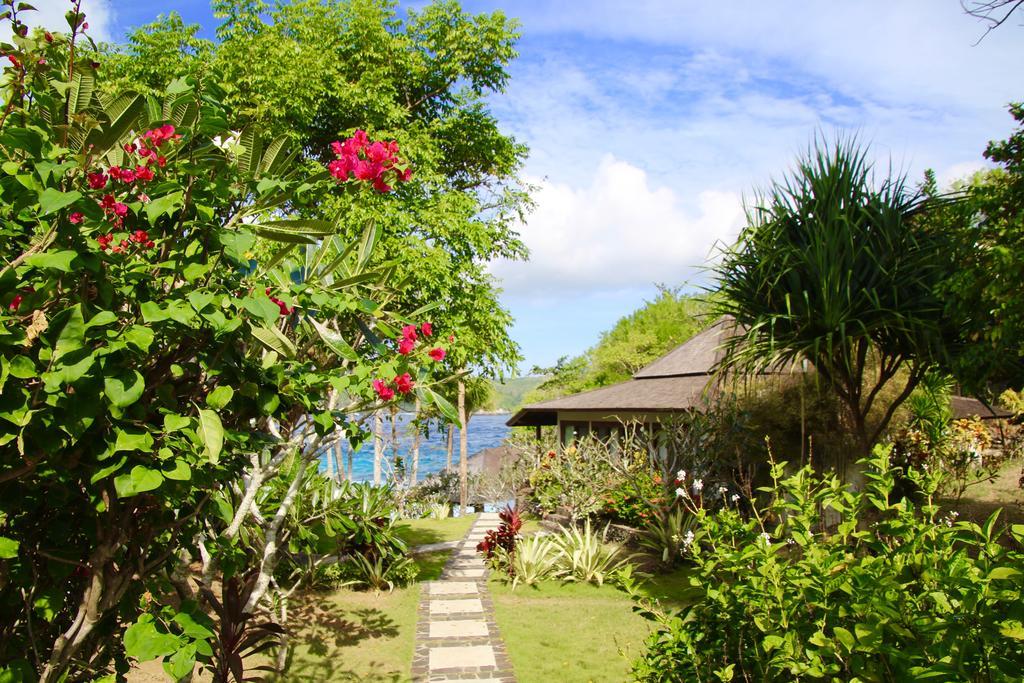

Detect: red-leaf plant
[476,505,522,576]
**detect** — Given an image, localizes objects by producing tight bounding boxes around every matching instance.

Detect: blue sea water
[319,413,511,482]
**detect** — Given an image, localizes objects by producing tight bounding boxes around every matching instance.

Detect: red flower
[68,212,84,224]
[112,202,128,217]
[372,176,392,193]
[420,322,433,337]
[131,229,149,244]
[401,324,418,342]
[119,169,136,184]
[398,337,415,355]
[428,347,446,362]
[97,234,113,251]
[123,142,136,154]
[44,31,53,43]
[143,124,179,147]
[7,55,21,69]
[156,156,167,168]
[397,167,413,182]
[372,379,395,401]
[8,294,23,311]
[107,166,124,182]
[134,165,154,183]
[394,373,414,394]
[87,171,107,189]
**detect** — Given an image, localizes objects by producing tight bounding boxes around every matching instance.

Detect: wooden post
[411,397,421,485]
[459,379,468,515]
[373,411,383,485]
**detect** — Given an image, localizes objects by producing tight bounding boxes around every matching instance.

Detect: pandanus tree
[713,139,960,462]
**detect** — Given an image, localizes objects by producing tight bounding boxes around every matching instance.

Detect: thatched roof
[950,396,1013,421]
[633,317,736,378]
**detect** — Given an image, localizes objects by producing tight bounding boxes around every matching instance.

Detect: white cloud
[490,156,745,295]
[26,0,114,42]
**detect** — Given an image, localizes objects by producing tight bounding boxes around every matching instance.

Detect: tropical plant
[552,521,632,587]
[637,507,696,568]
[199,571,286,683]
[477,505,522,576]
[344,552,416,594]
[503,535,560,589]
[713,138,959,458]
[631,447,1024,682]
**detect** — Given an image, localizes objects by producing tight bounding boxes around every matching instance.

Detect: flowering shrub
[0,13,455,681]
[600,469,665,527]
[631,447,1024,682]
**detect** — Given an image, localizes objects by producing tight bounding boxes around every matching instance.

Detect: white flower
[786,537,796,546]
[675,487,686,498]
[682,530,695,548]
[692,478,704,494]
[718,485,728,495]
[731,494,740,503]
[676,469,686,481]
[760,532,771,545]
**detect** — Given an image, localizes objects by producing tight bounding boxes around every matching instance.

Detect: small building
[506,318,747,445]
[507,317,1011,445]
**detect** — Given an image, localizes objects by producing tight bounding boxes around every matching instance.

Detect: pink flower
[397,167,413,182]
[112,202,128,217]
[119,169,136,184]
[420,322,433,337]
[87,171,107,189]
[428,347,446,362]
[372,176,392,193]
[394,373,414,395]
[373,379,395,401]
[398,337,415,355]
[401,324,418,342]
[68,212,84,224]
[134,165,154,182]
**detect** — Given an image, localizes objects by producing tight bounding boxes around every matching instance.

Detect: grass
[488,563,692,683]
[944,456,1024,527]
[271,549,450,682]
[393,514,476,547]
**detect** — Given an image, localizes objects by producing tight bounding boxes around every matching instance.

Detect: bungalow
[507,317,1010,447]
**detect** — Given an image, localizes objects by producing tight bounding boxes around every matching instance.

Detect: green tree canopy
[712,139,959,454]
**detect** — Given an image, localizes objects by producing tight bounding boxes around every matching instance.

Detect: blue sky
[36,0,1024,373]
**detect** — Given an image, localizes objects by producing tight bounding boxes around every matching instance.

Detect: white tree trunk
[373,410,383,485]
[411,397,421,485]
[459,379,468,515]
[446,423,454,472]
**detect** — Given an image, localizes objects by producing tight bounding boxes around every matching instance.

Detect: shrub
[477,505,522,576]
[636,506,696,568]
[601,469,666,527]
[552,520,632,587]
[631,446,1024,682]
[502,536,560,589]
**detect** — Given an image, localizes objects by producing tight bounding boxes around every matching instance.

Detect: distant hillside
[491,376,547,413]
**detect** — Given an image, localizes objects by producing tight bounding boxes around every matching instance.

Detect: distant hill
[490,376,547,413]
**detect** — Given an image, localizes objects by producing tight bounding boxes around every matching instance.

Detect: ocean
[320,413,512,483]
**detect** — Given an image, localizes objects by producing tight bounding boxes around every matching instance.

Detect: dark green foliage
[199,572,286,682]
[632,448,1024,682]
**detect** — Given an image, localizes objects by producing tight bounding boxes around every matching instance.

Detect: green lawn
[394,515,476,547]
[488,565,692,683]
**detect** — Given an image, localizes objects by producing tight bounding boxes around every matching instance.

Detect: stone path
[411,512,517,682]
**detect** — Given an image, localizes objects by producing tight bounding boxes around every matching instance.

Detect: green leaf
[162,459,191,481]
[424,387,460,426]
[206,385,234,409]
[988,567,1022,581]
[163,643,197,681]
[833,626,855,652]
[251,219,335,243]
[163,414,189,432]
[123,325,155,352]
[124,618,181,662]
[145,191,183,225]
[52,304,86,361]
[172,610,215,639]
[25,250,77,272]
[38,188,82,216]
[104,370,145,408]
[114,466,164,498]
[762,635,784,652]
[113,428,154,453]
[197,409,223,462]
[0,536,19,559]
[250,324,297,359]
[306,317,357,360]
[240,295,280,324]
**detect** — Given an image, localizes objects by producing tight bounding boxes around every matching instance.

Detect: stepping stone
[428,581,478,595]
[429,645,496,670]
[429,598,483,615]
[429,619,489,638]
[445,567,485,578]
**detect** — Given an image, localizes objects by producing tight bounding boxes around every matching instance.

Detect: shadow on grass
[393,521,447,547]
[270,657,406,683]
[415,550,450,581]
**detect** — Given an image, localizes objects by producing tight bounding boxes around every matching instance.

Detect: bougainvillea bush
[631,447,1024,682]
[0,11,455,682]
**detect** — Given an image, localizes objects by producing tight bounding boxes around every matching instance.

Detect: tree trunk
[446,424,454,472]
[411,397,421,485]
[391,404,400,482]
[373,410,383,486]
[346,441,353,482]
[459,379,468,515]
